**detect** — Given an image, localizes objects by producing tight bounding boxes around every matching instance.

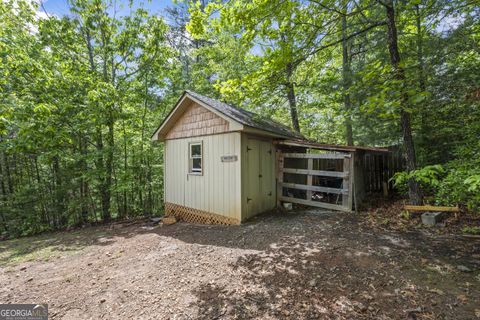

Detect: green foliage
[399,210,411,220]
[436,165,480,210]
[392,159,480,211]
[462,226,480,235]
[391,165,445,195]
[465,175,480,193]
[0,0,171,238]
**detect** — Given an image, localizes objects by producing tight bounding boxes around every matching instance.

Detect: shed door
[246,139,260,217]
[246,138,275,218]
[259,141,275,211]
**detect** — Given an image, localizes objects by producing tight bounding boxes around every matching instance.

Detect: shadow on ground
[150,210,338,251]
[152,209,478,265]
[162,210,480,320]
[0,227,118,266]
[1,209,478,319]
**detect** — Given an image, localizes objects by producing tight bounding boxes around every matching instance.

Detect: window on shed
[189,142,203,174]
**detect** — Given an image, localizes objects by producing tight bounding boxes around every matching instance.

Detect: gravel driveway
[1,210,479,319]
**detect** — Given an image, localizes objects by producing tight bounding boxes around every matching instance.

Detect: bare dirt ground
[0,210,479,319]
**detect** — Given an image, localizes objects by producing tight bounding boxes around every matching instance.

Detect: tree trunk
[95,126,111,222]
[99,22,114,223]
[79,136,89,224]
[415,4,429,153]
[384,0,422,205]
[84,25,113,222]
[0,148,8,198]
[342,4,354,146]
[33,155,49,225]
[0,156,6,197]
[121,121,128,218]
[285,63,301,132]
[415,5,426,93]
[52,155,67,226]
[1,150,13,195]
[140,74,149,215]
[146,157,153,215]
[0,152,8,232]
[103,109,114,222]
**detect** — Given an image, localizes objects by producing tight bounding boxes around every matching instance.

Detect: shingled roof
[184,90,304,140]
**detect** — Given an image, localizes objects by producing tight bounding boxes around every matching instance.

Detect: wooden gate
[277,152,353,212]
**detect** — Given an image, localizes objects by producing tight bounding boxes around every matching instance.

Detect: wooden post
[307,158,313,201]
[342,154,352,210]
[382,181,389,196]
[348,152,354,211]
[276,151,284,207]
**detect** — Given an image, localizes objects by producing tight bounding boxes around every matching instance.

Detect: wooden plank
[279,196,351,212]
[281,182,348,195]
[282,153,350,160]
[273,140,390,153]
[404,205,460,212]
[383,153,388,190]
[274,140,357,151]
[376,155,381,191]
[282,168,348,178]
[366,155,370,192]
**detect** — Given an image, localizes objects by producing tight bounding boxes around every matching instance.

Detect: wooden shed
[152,91,400,224]
[151,91,303,224]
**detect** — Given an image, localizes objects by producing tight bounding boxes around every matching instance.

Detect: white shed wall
[164,132,242,221]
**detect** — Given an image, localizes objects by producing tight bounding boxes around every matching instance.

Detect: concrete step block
[421,211,445,226]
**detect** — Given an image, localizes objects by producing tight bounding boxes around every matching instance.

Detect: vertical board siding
[241,134,276,221]
[240,134,248,220]
[260,140,276,213]
[164,132,242,221]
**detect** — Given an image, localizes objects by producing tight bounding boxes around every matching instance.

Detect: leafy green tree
[0,0,478,237]
[0,0,172,237]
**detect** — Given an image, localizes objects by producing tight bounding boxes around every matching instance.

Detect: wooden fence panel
[278,152,352,212]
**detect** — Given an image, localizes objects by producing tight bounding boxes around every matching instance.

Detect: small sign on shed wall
[221,155,238,162]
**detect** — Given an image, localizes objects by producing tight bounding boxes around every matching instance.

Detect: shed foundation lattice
[165,202,240,225]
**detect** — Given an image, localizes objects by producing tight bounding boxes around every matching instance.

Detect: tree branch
[293,21,386,66]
